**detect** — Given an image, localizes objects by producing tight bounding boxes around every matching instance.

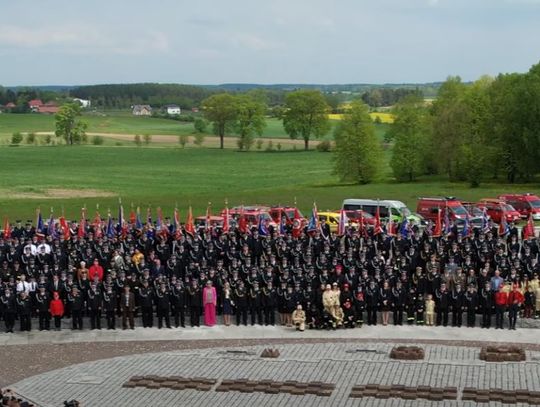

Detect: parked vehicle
[416,197,470,222]
[341,199,422,223]
[317,211,341,232]
[343,210,376,227]
[269,206,306,226]
[195,215,226,230]
[498,193,540,220]
[223,206,277,228]
[476,199,521,224]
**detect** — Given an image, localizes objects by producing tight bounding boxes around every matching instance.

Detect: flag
[461,213,471,238]
[59,216,70,240]
[146,207,152,228]
[292,207,302,238]
[238,206,249,234]
[36,208,44,235]
[185,206,195,236]
[307,203,319,232]
[118,203,128,238]
[156,207,165,235]
[433,209,442,238]
[481,207,490,233]
[498,210,509,237]
[172,207,182,239]
[222,205,230,234]
[523,213,535,240]
[135,207,143,230]
[443,207,451,236]
[129,205,136,225]
[3,218,11,239]
[93,208,103,238]
[386,217,397,237]
[47,211,57,239]
[337,209,347,236]
[205,204,212,233]
[400,217,410,238]
[78,207,87,238]
[279,214,286,236]
[258,215,269,236]
[373,204,383,235]
[106,212,115,238]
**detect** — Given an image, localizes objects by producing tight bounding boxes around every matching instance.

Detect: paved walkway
[10,342,540,407]
[1,324,540,346]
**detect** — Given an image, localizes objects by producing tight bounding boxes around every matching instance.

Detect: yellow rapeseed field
[328,112,394,123]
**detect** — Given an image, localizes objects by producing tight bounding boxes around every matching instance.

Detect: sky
[1,0,540,86]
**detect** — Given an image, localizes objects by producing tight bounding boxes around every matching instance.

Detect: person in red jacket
[494,289,508,329]
[49,291,65,331]
[88,259,104,282]
[507,284,524,330]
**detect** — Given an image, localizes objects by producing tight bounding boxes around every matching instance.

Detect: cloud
[0,24,170,55]
[231,33,282,51]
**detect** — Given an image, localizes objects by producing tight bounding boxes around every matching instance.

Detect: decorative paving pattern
[350,384,457,401]
[11,342,540,407]
[480,346,527,362]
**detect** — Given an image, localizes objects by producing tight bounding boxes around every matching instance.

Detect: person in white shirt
[16,275,31,294]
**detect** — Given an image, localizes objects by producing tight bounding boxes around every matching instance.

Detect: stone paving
[10,342,540,407]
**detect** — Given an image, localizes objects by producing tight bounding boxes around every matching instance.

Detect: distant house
[73,98,91,108]
[28,99,43,112]
[37,101,59,114]
[191,107,199,113]
[132,105,153,116]
[165,104,181,115]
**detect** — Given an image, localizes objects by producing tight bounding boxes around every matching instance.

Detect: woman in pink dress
[203,280,217,326]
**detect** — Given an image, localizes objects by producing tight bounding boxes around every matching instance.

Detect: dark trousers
[393,307,403,325]
[508,304,519,329]
[452,309,462,327]
[236,307,248,326]
[416,311,424,324]
[264,307,275,325]
[482,308,492,328]
[89,309,101,329]
[250,307,263,325]
[72,310,83,330]
[158,309,171,328]
[39,313,50,330]
[437,308,449,326]
[172,305,185,327]
[106,310,116,329]
[53,316,62,329]
[367,307,377,325]
[406,307,415,324]
[142,306,153,327]
[190,306,200,327]
[122,309,134,329]
[19,314,31,331]
[467,309,476,327]
[495,305,506,328]
[4,312,15,332]
[355,309,364,324]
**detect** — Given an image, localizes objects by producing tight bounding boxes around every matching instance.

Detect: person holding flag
[173,206,183,239]
[373,203,383,236]
[292,207,302,238]
[185,206,195,236]
[337,209,347,236]
[307,202,319,235]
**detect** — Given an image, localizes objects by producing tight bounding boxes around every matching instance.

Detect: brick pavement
[9,342,540,407]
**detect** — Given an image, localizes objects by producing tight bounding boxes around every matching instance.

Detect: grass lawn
[0,145,538,221]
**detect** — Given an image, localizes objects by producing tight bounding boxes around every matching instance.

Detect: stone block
[290,388,306,396]
[161,381,177,388]
[171,383,186,391]
[122,381,137,388]
[316,389,333,397]
[215,385,229,392]
[349,391,364,398]
[375,391,390,399]
[263,387,280,394]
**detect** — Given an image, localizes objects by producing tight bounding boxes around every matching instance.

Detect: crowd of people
[0,215,538,334]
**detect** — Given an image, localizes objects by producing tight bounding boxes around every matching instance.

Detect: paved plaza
[7,328,540,407]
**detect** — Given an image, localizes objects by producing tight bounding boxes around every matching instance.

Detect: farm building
[132,105,153,116]
[165,104,181,115]
[28,99,59,114]
[73,98,91,108]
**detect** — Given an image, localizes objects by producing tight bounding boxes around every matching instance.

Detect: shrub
[179,134,188,148]
[25,132,36,144]
[115,141,123,146]
[91,135,104,145]
[256,139,263,150]
[44,134,52,145]
[316,140,332,152]
[266,140,274,151]
[194,117,208,133]
[134,135,142,147]
[143,134,152,145]
[11,132,23,145]
[277,142,282,151]
[193,132,205,146]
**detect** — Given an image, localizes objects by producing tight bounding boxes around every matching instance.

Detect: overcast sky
[1,0,539,86]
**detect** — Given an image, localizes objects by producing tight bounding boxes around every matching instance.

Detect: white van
[341,199,422,223]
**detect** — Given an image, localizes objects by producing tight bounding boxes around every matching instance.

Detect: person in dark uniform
[87,283,102,330]
[170,280,186,328]
[435,283,450,327]
[451,284,464,327]
[415,293,425,325]
[480,282,494,328]
[17,292,32,332]
[464,284,478,327]
[234,280,248,326]
[365,281,380,326]
[68,287,84,330]
[103,286,116,329]
[1,289,16,333]
[35,286,51,331]
[156,283,172,329]
[188,280,202,327]
[353,286,365,326]
[262,281,277,326]
[392,281,406,326]
[249,281,263,325]
[139,280,154,328]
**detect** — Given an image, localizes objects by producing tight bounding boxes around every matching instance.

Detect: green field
[0,146,538,221]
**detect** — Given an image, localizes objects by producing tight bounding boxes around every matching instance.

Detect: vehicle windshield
[450,205,468,216]
[259,213,272,221]
[399,207,412,217]
[529,200,540,208]
[503,204,515,211]
[286,209,303,218]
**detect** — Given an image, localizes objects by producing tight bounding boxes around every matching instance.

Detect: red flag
[174,207,183,239]
[374,204,383,235]
[3,218,11,239]
[238,206,249,234]
[59,216,70,240]
[387,217,396,237]
[523,213,535,240]
[185,206,195,236]
[78,207,87,238]
[292,207,302,238]
[499,209,509,236]
[223,205,230,234]
[93,209,102,238]
[129,206,136,225]
[337,209,347,236]
[433,209,442,238]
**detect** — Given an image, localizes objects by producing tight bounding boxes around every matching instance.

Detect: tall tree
[55,103,87,145]
[389,96,430,182]
[283,90,330,150]
[235,94,267,151]
[201,93,238,149]
[333,100,381,184]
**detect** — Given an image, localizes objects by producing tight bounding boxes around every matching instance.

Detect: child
[292,304,306,331]
[425,294,436,326]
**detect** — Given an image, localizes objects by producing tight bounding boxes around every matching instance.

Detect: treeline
[0,86,60,112]
[389,61,540,185]
[69,83,214,110]
[360,88,423,107]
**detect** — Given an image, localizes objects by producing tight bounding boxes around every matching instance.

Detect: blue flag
[106,214,115,238]
[461,214,470,237]
[36,210,44,234]
[400,217,409,238]
[258,216,268,236]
